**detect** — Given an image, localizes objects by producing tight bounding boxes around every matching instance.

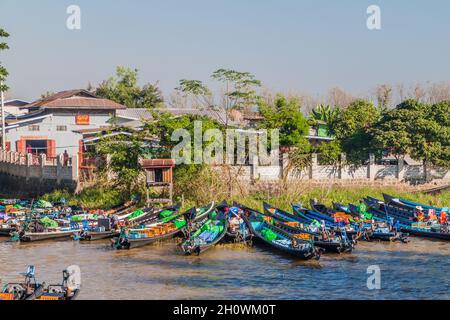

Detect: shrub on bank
[42,187,127,210]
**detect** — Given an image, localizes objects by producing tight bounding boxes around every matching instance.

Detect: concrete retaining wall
[0,150,78,197]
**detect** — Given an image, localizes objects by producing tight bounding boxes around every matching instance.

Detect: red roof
[141,159,175,168]
[23,89,126,110]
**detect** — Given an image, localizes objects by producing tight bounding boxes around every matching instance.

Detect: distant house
[3,89,125,157]
[3,99,29,118]
[306,120,334,146]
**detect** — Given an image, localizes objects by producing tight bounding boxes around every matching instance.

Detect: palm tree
[310,105,340,124]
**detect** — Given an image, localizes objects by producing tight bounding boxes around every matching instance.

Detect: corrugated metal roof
[141,159,175,168]
[116,108,233,125]
[116,108,154,120]
[44,97,125,109]
[22,89,126,110]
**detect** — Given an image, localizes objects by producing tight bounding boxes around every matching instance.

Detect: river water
[0,237,448,300]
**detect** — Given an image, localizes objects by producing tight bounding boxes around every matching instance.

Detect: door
[47,140,56,158]
[16,139,26,153]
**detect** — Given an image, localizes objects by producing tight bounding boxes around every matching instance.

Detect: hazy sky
[0,0,449,101]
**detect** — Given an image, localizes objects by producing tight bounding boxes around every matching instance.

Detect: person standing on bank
[63,150,69,166]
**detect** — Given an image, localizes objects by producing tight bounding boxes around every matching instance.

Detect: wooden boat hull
[0,227,15,237]
[80,230,119,241]
[244,203,354,254]
[365,231,397,242]
[1,284,45,301]
[251,235,319,260]
[401,228,450,241]
[289,204,360,241]
[184,229,228,255]
[242,215,320,260]
[365,197,449,241]
[20,230,80,242]
[183,222,229,256]
[113,229,182,249]
[114,203,215,250]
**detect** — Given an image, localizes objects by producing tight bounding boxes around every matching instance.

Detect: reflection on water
[0,238,448,300]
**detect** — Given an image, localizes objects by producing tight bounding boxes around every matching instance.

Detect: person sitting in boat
[111,215,119,230]
[415,206,425,222]
[393,220,401,232]
[228,207,244,233]
[427,209,437,222]
[440,209,448,225]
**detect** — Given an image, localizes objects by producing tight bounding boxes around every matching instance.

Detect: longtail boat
[242,206,320,260]
[290,203,360,240]
[383,194,445,213]
[0,266,44,300]
[13,217,81,242]
[364,197,450,241]
[257,203,354,253]
[34,265,81,301]
[112,203,214,250]
[181,208,228,255]
[216,202,252,243]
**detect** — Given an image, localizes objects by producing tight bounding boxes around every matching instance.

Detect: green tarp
[35,200,53,209]
[160,210,174,217]
[261,228,277,242]
[40,216,58,228]
[174,219,187,229]
[128,210,145,220]
[358,203,373,220]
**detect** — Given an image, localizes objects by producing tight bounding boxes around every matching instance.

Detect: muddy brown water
[0,237,448,300]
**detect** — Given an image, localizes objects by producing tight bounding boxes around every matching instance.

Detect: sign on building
[76,115,90,125]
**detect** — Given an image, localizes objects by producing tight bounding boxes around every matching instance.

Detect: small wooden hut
[140,159,175,205]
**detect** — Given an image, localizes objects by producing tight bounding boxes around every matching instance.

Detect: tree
[326,87,354,107]
[399,100,449,169]
[175,68,262,127]
[310,104,340,133]
[259,95,310,149]
[0,28,9,92]
[211,69,261,112]
[316,140,342,165]
[371,99,449,170]
[0,28,9,150]
[371,116,411,161]
[333,100,381,164]
[96,129,145,196]
[375,84,393,110]
[96,66,163,108]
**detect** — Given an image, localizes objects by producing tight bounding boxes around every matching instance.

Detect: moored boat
[364,197,450,241]
[255,203,354,253]
[242,206,320,260]
[112,203,215,250]
[181,209,228,255]
[34,265,81,300]
[290,204,360,241]
[0,266,44,300]
[218,202,252,243]
[19,229,81,242]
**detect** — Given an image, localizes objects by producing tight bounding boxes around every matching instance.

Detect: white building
[2,89,126,157]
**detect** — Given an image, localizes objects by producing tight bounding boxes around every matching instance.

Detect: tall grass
[175,166,450,212]
[42,187,127,210]
[43,166,450,212]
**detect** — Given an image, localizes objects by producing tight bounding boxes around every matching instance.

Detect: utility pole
[0,80,5,150]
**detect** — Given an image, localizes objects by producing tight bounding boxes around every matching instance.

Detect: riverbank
[34,183,450,212]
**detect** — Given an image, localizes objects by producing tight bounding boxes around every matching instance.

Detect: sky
[0,0,449,101]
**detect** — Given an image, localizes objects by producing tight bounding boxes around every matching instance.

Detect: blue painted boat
[364,197,450,241]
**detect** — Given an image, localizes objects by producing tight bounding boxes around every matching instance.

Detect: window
[28,125,40,131]
[57,125,67,131]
